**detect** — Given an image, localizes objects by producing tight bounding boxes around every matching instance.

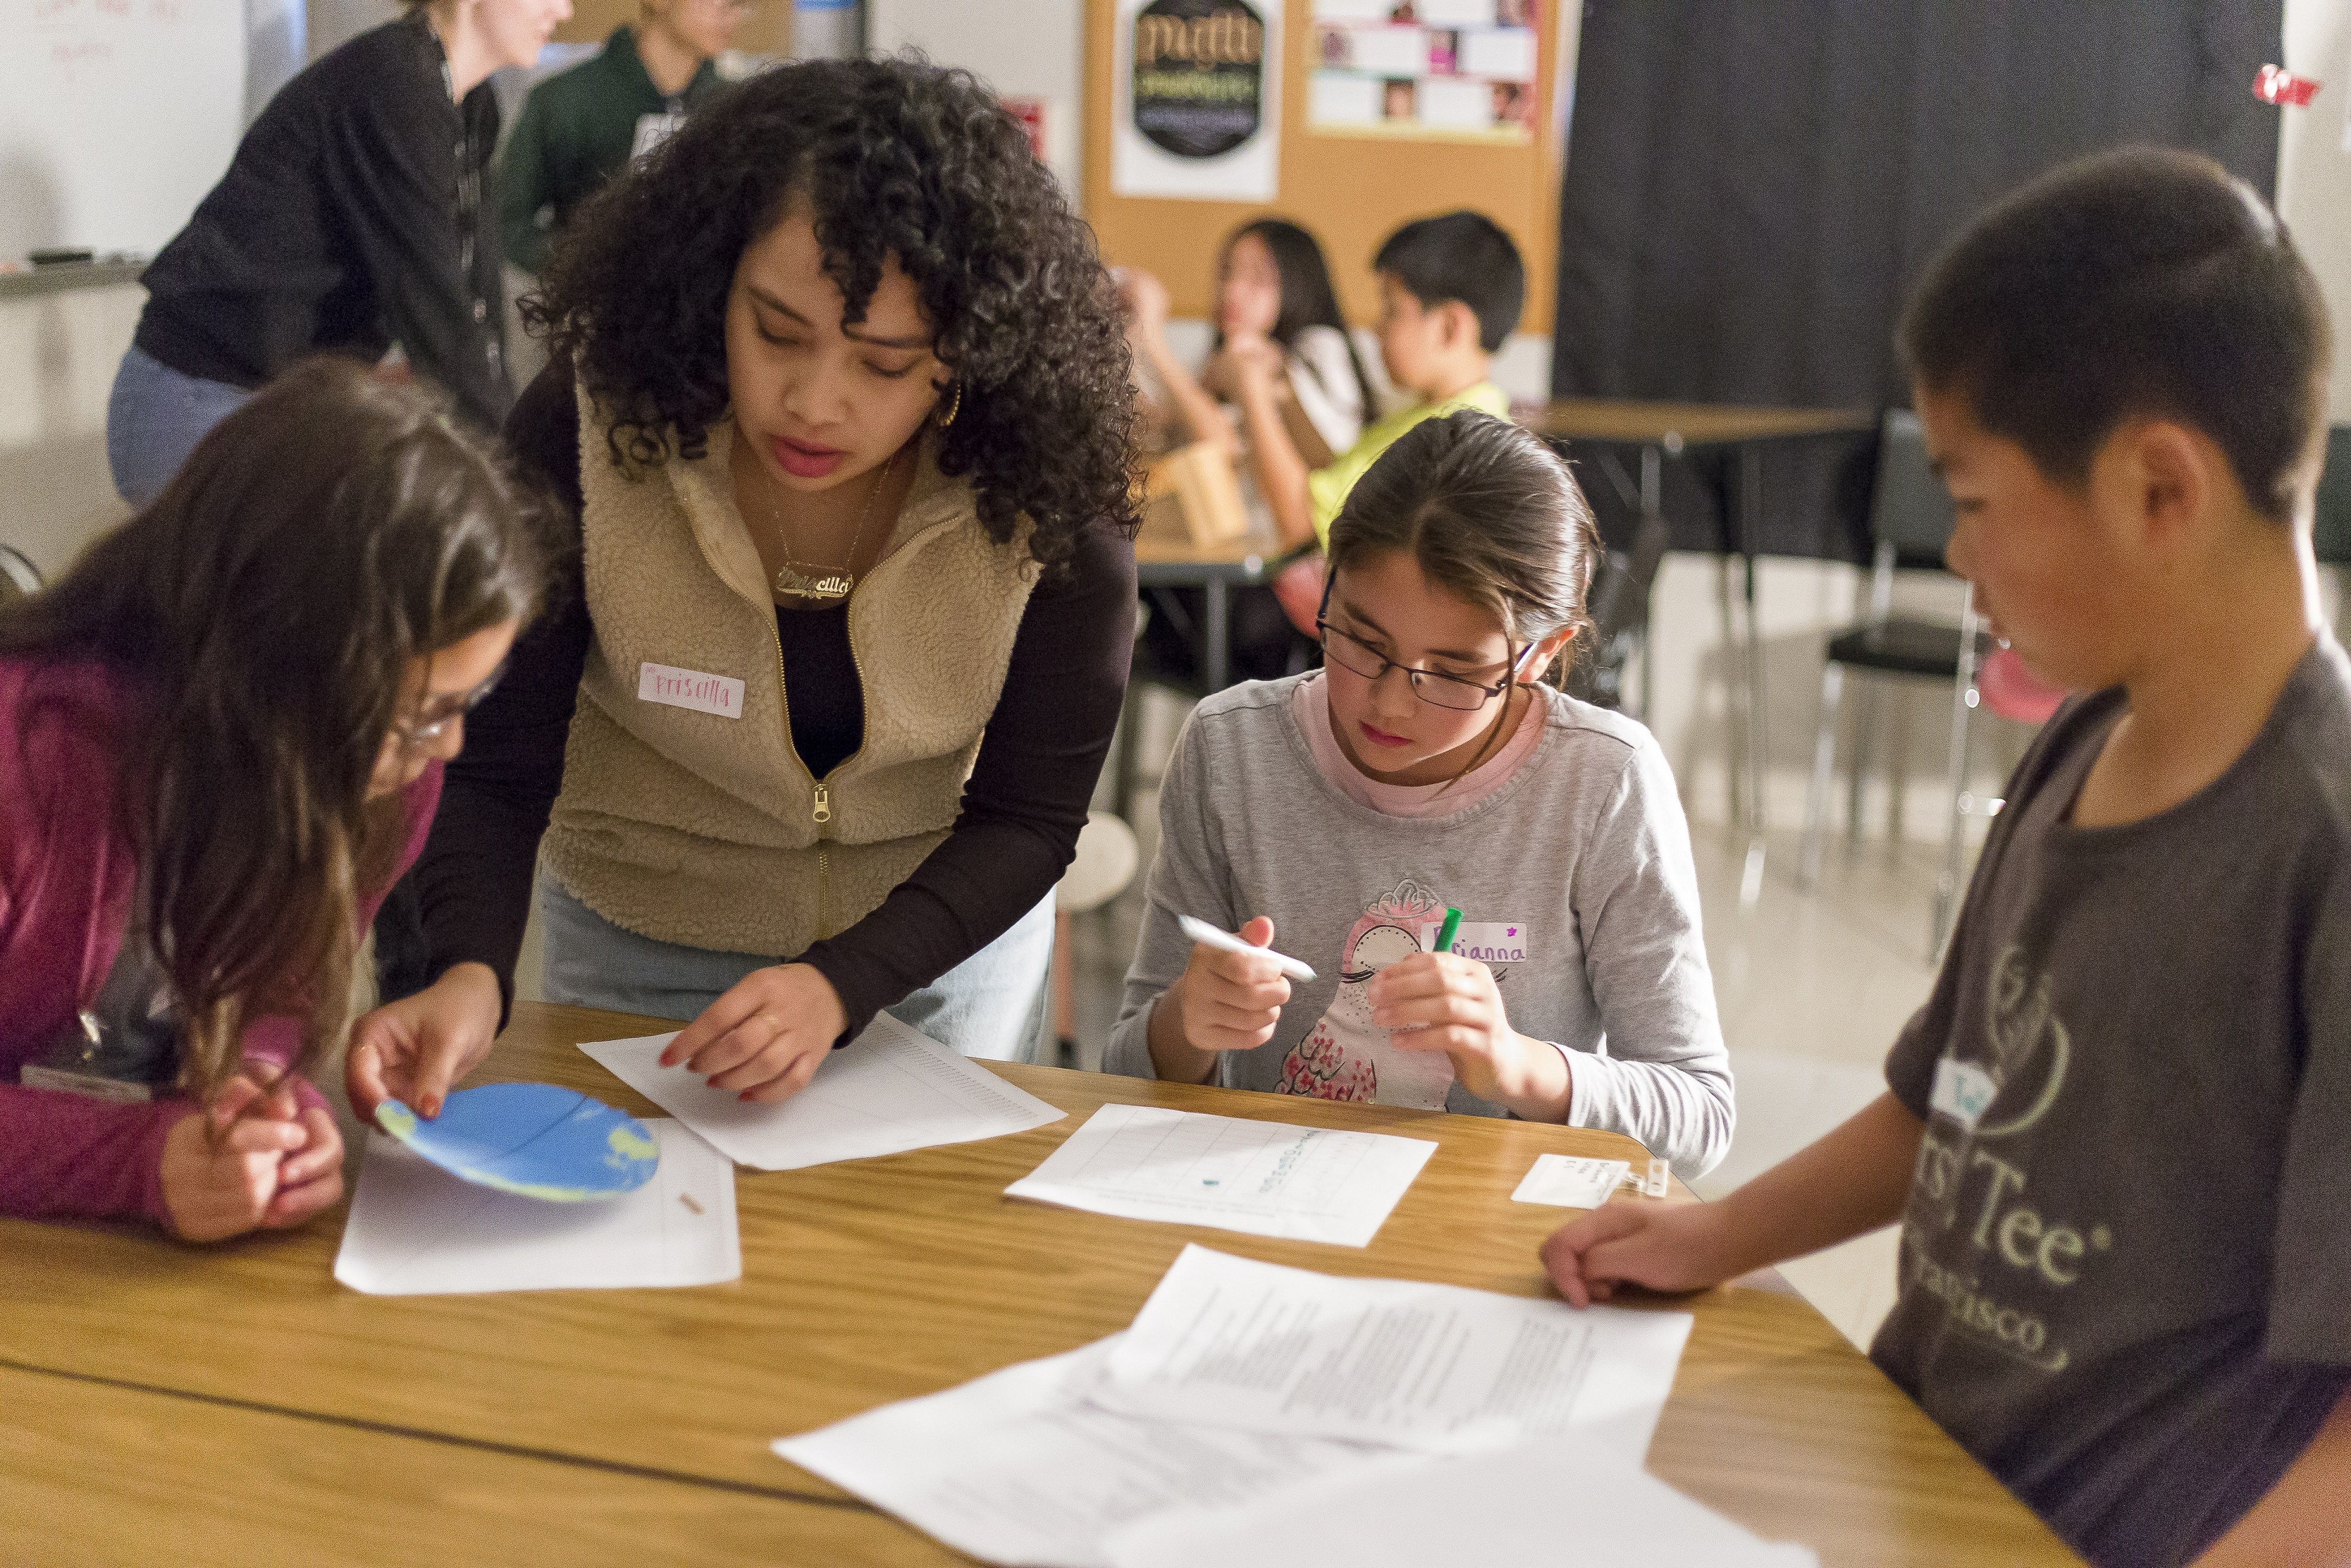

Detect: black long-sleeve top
[411,364,1137,1038]
[133,14,511,430]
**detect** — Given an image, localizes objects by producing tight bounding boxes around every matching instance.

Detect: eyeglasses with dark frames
[390,666,504,750]
[1314,575,1532,713]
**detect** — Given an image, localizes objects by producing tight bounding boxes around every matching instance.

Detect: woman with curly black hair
[360,57,1139,1107]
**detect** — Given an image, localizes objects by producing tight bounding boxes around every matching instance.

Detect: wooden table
[1131,530,1284,695]
[1,1002,2077,1566]
[1522,399,1879,905]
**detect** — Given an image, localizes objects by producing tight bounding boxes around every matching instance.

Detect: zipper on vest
[770,567,877,943]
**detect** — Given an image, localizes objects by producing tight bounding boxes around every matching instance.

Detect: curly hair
[529,55,1138,572]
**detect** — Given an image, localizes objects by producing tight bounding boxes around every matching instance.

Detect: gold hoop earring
[936,382,962,429]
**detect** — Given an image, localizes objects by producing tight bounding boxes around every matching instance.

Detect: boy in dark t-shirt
[1541,147,2351,1568]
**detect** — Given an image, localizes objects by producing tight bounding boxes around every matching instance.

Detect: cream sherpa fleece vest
[540,395,1039,956]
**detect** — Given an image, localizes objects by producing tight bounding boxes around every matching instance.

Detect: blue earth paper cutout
[375,1083,659,1202]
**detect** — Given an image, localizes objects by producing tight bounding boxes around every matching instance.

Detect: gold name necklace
[767,446,907,605]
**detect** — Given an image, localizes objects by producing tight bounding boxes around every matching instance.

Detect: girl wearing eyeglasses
[0,360,556,1237]
[1107,410,1733,1179]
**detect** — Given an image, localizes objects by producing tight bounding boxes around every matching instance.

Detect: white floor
[1063,688,1946,1351]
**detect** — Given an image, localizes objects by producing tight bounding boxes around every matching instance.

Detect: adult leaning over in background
[105,0,572,506]
[353,58,1139,1116]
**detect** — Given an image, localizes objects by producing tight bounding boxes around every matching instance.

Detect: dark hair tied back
[1328,410,1601,684]
[530,54,1140,572]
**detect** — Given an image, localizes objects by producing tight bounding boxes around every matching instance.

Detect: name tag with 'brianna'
[1417,921,1529,964]
[638,663,743,719]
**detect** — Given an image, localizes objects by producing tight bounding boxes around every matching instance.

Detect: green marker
[1433,906,1463,956]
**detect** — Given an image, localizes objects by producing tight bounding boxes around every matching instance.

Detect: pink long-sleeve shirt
[0,656,439,1229]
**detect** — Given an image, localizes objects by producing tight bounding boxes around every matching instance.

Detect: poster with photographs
[1309,0,1539,143]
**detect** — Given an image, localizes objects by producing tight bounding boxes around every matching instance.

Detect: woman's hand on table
[1539,1196,1736,1309]
[346,961,503,1123]
[160,1075,344,1242]
[1371,952,1571,1121]
[662,962,845,1103]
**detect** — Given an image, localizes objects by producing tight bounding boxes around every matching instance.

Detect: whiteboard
[0,0,246,261]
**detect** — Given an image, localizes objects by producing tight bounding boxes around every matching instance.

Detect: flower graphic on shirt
[1276,878,1454,1110]
[1278,1022,1377,1100]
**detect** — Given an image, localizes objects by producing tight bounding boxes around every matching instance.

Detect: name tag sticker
[20,1064,153,1104]
[632,112,687,159]
[1418,921,1529,964]
[1931,1057,1997,1129]
[638,663,743,720]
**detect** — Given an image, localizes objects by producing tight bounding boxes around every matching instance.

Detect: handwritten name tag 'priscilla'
[637,662,744,720]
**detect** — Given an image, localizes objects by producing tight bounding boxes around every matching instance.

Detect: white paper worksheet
[1095,1246,1693,1455]
[332,1119,739,1295]
[1102,1434,1821,1568]
[1509,1153,1630,1208]
[577,1011,1062,1171]
[1002,1104,1436,1247]
[774,1338,1394,1568]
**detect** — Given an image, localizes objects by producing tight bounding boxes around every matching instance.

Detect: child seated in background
[1235,210,1522,554]
[1544,148,2351,1567]
[1106,411,1733,1180]
[0,360,554,1240]
[1121,219,1384,684]
[1121,218,1383,473]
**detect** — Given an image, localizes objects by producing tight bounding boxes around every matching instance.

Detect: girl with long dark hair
[1122,217,1383,478]
[0,359,556,1238]
[382,58,1137,1107]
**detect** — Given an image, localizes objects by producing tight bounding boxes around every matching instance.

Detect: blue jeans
[106,344,253,507]
[536,878,1053,1063]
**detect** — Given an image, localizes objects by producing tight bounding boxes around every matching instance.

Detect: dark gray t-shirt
[1869,638,2351,1567]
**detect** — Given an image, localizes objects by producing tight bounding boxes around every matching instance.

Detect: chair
[1047,810,1140,1068]
[1565,450,1669,712]
[1796,412,1997,955]
[0,545,41,606]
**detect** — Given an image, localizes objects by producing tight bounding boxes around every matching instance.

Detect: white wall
[0,283,140,581]
[2279,0,2351,421]
[868,0,1084,196]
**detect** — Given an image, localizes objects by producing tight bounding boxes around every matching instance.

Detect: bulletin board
[554,0,792,58]
[1082,0,1566,335]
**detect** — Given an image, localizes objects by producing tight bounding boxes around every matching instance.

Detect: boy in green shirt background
[499,0,746,276]
[1229,210,1522,551]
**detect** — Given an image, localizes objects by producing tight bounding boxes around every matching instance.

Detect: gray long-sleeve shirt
[1106,676,1734,1178]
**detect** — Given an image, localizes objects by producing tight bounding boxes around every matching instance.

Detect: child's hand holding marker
[1373,907,1573,1122]
[1146,916,1310,1085]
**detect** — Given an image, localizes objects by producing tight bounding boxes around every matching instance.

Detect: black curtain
[1551,0,2285,562]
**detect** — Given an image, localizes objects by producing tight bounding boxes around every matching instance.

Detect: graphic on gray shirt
[1870,638,2351,1568]
[1106,676,1734,1178]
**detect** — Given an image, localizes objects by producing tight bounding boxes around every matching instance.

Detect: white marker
[1177,915,1318,982]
